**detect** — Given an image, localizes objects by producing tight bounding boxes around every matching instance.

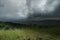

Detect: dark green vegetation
[0,22,60,40]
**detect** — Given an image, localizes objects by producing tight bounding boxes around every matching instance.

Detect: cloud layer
[0,0,60,23]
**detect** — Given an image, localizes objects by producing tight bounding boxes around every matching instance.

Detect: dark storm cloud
[0,0,60,23]
[27,0,60,21]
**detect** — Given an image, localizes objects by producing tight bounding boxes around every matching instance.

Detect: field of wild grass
[0,22,60,40]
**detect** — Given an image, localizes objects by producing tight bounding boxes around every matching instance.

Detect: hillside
[0,22,60,40]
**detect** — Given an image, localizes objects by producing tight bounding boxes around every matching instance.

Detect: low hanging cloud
[0,0,60,23]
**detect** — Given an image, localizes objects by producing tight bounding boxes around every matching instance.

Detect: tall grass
[0,22,60,40]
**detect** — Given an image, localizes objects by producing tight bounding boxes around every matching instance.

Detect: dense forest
[0,21,55,29]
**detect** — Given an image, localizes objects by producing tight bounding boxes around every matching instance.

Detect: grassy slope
[0,27,60,40]
[0,22,60,40]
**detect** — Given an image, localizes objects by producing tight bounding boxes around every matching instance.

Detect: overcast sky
[0,0,60,23]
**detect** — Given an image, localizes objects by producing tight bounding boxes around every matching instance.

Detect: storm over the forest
[0,0,60,23]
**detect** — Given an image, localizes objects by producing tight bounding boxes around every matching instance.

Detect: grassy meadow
[0,22,60,40]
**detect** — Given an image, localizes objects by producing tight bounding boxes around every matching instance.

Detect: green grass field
[0,27,60,40]
[0,22,60,40]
